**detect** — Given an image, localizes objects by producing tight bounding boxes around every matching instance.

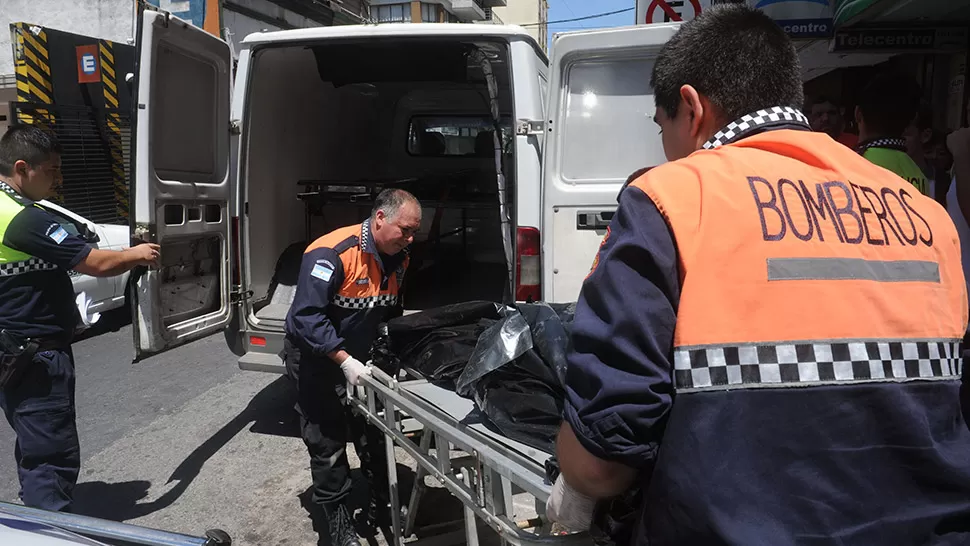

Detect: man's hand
[129,243,161,268]
[339,356,371,386]
[947,127,970,162]
[546,474,596,532]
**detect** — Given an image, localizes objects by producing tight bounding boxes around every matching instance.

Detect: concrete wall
[1,0,134,76]
[492,0,547,52]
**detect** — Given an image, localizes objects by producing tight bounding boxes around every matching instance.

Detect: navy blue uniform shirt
[0,186,90,340]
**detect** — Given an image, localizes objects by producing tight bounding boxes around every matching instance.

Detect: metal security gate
[11,102,131,225]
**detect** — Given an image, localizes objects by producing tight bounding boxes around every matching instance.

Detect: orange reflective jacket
[631,128,967,390]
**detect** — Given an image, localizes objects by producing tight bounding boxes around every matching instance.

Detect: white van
[128,8,675,370]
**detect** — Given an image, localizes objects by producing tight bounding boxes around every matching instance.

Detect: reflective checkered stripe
[856,137,908,155]
[674,339,963,393]
[703,106,811,150]
[0,257,58,277]
[332,294,399,310]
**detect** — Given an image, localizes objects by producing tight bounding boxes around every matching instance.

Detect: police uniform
[0,180,91,512]
[566,107,970,544]
[284,219,408,521]
[859,137,930,197]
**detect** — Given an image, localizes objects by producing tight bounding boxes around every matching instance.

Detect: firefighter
[284,189,421,546]
[0,125,159,512]
[547,5,970,544]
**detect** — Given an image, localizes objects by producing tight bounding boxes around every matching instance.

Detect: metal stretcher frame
[351,368,590,546]
[0,501,230,546]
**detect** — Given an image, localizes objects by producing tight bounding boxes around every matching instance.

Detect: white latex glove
[546,474,596,532]
[339,356,371,386]
[75,292,101,328]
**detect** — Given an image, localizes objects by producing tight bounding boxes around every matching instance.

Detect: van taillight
[230,216,241,286]
[516,227,540,302]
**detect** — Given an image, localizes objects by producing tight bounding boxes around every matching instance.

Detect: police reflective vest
[628,107,970,543]
[0,184,56,276]
[858,137,929,197]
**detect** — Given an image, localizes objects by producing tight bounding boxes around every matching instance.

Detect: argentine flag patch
[311,263,334,282]
[49,225,69,244]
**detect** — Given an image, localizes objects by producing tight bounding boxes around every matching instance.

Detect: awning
[835,0,970,27]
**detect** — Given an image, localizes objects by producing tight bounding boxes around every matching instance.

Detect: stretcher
[0,500,230,545]
[351,367,591,546]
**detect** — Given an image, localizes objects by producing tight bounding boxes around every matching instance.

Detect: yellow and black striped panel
[106,112,129,220]
[12,23,53,124]
[99,40,119,110]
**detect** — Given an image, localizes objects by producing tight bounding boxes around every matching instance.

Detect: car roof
[241,23,537,47]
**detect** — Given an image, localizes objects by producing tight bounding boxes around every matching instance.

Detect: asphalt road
[0,310,514,545]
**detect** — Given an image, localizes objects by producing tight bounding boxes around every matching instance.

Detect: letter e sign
[76,44,100,84]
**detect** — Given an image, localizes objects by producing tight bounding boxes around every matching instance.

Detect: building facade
[369,0,509,23]
[490,0,548,52]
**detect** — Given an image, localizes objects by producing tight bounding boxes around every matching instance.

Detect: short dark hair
[372,188,420,221]
[857,71,921,137]
[651,4,803,122]
[0,125,62,177]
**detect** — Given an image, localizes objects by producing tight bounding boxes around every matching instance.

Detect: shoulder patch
[332,235,359,255]
[310,263,334,282]
[48,224,69,245]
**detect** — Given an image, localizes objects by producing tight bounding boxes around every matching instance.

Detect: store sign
[832,27,969,52]
[708,0,833,38]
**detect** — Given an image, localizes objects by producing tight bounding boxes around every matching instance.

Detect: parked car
[38,200,131,316]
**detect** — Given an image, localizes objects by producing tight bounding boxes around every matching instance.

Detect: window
[374,3,409,22]
[408,116,512,157]
[560,58,666,183]
[421,3,438,22]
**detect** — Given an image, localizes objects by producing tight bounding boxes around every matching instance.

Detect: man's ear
[854,105,863,127]
[13,159,29,178]
[679,84,705,139]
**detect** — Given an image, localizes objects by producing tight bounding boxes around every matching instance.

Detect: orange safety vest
[631,125,967,391]
[305,221,407,310]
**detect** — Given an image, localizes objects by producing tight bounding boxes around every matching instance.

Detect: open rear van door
[541,24,679,303]
[129,8,233,359]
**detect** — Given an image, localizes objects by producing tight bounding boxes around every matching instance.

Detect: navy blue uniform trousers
[0,348,80,512]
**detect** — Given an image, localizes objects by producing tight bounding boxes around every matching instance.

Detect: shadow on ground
[72,375,298,521]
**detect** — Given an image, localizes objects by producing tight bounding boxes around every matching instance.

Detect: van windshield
[408,116,512,157]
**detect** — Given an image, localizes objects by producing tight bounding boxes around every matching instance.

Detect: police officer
[284,189,421,546]
[547,5,970,544]
[0,126,159,512]
[856,71,929,196]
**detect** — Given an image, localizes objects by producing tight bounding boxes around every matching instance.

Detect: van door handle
[576,210,614,230]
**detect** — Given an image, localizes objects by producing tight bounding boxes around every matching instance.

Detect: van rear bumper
[236,327,287,374]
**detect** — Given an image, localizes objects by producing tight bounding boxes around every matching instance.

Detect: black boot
[324,503,361,546]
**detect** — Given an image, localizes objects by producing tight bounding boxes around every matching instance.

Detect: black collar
[855,137,908,155]
[703,106,811,150]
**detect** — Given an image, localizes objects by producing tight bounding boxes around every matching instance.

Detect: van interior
[242,38,516,326]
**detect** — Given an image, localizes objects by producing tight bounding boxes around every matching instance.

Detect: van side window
[560,58,665,183]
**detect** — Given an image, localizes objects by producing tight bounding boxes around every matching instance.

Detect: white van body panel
[541,24,679,303]
[130,9,234,358]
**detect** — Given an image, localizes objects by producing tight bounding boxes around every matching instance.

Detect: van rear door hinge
[516,119,545,136]
[230,289,253,304]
